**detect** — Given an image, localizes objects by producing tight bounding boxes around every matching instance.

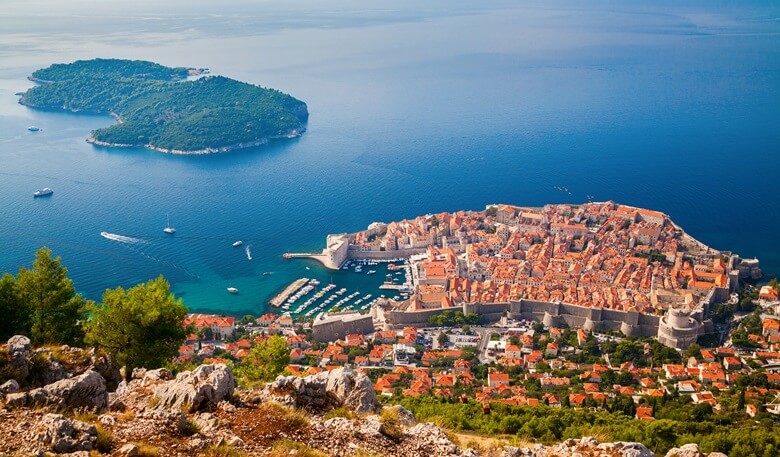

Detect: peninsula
[288,201,763,348]
[18,59,308,154]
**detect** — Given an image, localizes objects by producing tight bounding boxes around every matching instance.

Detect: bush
[379,407,404,440]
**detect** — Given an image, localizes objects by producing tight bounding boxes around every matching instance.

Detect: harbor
[266,258,413,320]
[269,277,309,307]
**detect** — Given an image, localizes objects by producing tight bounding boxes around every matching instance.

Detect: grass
[137,443,160,457]
[94,424,114,454]
[200,444,247,457]
[351,449,382,457]
[379,408,404,440]
[261,402,309,429]
[148,396,161,408]
[177,417,201,436]
[269,439,327,457]
[323,406,358,421]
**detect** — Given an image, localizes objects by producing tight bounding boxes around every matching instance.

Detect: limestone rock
[6,370,108,411]
[29,413,97,454]
[401,422,461,456]
[152,364,236,413]
[264,367,378,414]
[117,443,139,456]
[665,443,705,457]
[0,379,19,395]
[6,335,31,380]
[385,404,416,427]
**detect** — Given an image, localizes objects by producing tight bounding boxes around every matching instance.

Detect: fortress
[289,202,761,349]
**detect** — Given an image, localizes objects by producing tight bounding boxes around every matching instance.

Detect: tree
[85,275,188,377]
[438,332,449,347]
[16,247,87,346]
[234,335,290,384]
[0,273,28,340]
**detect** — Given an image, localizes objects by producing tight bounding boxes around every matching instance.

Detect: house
[723,357,742,371]
[487,372,511,388]
[635,406,654,421]
[184,314,236,340]
[546,342,559,357]
[759,286,779,301]
[663,364,687,380]
[746,404,758,418]
[569,393,588,407]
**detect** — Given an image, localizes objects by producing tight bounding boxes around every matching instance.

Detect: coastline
[86,129,303,155]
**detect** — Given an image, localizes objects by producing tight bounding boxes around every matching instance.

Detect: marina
[269,277,309,307]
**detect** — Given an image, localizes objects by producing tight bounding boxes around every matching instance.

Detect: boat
[28,126,41,132]
[232,240,243,247]
[227,287,239,294]
[245,245,252,260]
[263,272,272,276]
[163,214,175,234]
[33,187,53,197]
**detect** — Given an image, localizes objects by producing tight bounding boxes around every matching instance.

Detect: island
[18,59,308,154]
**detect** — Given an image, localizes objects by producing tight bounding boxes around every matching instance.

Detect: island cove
[18,59,307,154]
[286,201,763,349]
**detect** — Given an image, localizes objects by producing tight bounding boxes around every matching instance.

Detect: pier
[270,277,309,307]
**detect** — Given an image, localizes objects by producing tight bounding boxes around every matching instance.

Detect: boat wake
[100,232,145,244]
[245,245,253,261]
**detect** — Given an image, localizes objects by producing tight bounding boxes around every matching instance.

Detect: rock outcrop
[6,369,108,411]
[151,364,236,413]
[26,413,97,454]
[263,367,378,414]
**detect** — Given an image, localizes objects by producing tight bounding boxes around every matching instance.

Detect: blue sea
[1,0,778,317]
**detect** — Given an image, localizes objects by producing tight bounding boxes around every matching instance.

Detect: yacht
[367,270,376,275]
[232,240,243,247]
[227,287,239,294]
[163,214,175,234]
[33,188,53,197]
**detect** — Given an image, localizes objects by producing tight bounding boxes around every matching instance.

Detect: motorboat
[227,287,239,294]
[163,214,175,234]
[233,240,243,247]
[28,126,41,132]
[33,187,53,197]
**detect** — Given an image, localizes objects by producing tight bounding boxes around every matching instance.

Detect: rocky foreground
[0,336,727,456]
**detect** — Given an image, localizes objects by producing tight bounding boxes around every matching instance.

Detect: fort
[288,202,761,349]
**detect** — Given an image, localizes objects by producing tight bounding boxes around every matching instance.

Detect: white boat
[245,245,252,260]
[232,240,243,247]
[28,126,41,132]
[33,187,53,197]
[163,214,175,234]
[367,270,376,275]
[227,287,239,294]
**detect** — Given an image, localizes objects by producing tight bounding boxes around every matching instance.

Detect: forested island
[19,59,308,154]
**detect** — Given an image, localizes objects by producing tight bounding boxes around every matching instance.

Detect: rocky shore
[0,336,729,456]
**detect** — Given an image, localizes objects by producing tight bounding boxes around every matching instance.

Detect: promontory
[19,58,308,154]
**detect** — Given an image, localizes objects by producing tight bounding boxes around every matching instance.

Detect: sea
[0,0,778,317]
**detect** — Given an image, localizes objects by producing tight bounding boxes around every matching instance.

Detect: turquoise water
[1,1,778,316]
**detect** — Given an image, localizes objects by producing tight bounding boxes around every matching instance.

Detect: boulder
[264,367,378,414]
[152,364,236,413]
[665,443,705,457]
[117,442,140,457]
[401,422,461,456]
[6,335,31,380]
[7,370,108,411]
[0,379,20,395]
[29,413,97,454]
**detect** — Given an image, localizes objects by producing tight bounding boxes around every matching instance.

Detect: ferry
[33,187,53,197]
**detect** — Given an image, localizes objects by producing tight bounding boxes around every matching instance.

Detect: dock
[270,277,309,307]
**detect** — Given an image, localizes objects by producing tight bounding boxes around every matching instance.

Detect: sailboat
[163,214,176,234]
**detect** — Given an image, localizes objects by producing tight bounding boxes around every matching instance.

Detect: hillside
[19,58,308,153]
[0,335,730,457]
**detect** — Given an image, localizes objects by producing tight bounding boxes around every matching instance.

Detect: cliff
[0,336,727,456]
